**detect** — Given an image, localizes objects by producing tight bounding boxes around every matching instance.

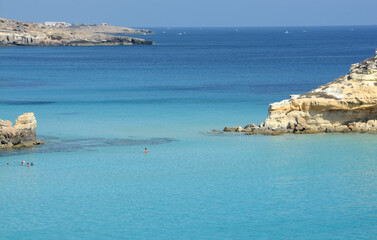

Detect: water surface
[1,26,377,239]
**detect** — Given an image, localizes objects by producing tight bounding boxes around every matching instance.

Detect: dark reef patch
[0,77,60,89]
[0,135,176,157]
[58,112,80,115]
[0,100,55,105]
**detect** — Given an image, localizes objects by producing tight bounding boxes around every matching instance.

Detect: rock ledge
[0,113,44,148]
[224,49,377,135]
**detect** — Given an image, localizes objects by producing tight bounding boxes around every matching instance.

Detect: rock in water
[224,49,377,135]
[0,113,44,148]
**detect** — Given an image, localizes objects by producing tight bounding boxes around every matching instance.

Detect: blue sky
[1,0,376,27]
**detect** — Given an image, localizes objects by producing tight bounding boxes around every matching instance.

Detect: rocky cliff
[224,49,377,135]
[0,18,154,46]
[0,113,43,148]
[69,24,153,35]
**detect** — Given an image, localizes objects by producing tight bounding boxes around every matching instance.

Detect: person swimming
[21,161,25,165]
[144,148,148,153]
[31,163,34,166]
[27,163,30,167]
[6,163,9,166]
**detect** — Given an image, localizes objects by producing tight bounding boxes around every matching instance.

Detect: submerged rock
[224,49,377,135]
[0,113,43,148]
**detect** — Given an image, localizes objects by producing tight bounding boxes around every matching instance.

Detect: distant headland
[0,18,154,46]
[223,49,377,135]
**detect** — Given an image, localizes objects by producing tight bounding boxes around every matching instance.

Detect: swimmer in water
[144,148,148,153]
[6,163,9,166]
[27,163,30,167]
[31,163,34,166]
[22,161,25,165]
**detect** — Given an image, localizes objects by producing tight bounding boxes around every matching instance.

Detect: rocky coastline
[0,113,43,148]
[224,49,377,135]
[0,18,154,46]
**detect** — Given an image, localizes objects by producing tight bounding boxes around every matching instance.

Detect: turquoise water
[1,26,377,239]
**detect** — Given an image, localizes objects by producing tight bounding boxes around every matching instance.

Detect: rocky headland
[0,113,43,148]
[224,49,377,135]
[0,18,154,46]
[69,23,153,35]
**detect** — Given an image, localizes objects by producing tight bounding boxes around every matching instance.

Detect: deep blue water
[1,26,377,239]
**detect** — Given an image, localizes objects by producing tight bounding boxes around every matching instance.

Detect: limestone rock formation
[0,113,43,148]
[0,18,154,46]
[224,49,377,135]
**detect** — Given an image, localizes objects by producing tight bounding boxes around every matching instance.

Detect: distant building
[44,22,71,28]
[101,23,108,26]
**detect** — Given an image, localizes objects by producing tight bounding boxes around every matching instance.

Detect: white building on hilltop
[44,22,72,28]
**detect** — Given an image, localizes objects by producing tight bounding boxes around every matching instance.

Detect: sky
[1,0,377,27]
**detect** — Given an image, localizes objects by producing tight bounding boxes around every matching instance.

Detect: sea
[1,26,377,239]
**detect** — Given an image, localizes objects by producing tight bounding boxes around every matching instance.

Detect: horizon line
[131,24,377,28]
[2,17,377,29]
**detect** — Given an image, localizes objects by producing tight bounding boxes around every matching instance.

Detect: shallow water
[1,26,377,239]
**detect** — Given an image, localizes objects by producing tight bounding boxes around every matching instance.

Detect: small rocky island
[0,18,154,46]
[224,49,377,135]
[0,113,43,148]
